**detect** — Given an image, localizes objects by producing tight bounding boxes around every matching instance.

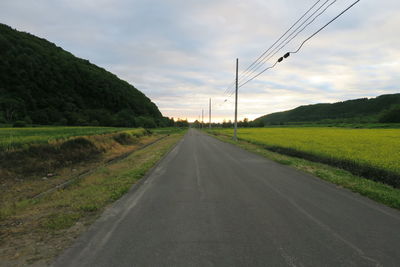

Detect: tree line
[191,118,263,128]
[254,93,400,125]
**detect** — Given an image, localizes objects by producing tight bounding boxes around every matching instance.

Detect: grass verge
[0,130,185,266]
[206,131,400,210]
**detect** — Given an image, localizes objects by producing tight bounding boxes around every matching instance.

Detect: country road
[54,128,400,267]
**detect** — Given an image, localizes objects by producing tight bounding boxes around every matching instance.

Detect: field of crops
[0,127,147,151]
[211,127,400,185]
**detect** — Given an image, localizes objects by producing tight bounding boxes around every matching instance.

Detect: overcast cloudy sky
[1,0,399,122]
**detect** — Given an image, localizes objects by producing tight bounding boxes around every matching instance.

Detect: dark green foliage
[255,93,400,125]
[175,119,189,128]
[0,23,163,126]
[249,119,264,127]
[12,120,26,127]
[379,105,400,123]
[135,116,157,128]
[162,117,176,127]
[222,120,233,128]
[199,118,261,128]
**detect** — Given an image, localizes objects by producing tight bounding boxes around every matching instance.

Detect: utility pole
[209,98,211,128]
[201,109,204,129]
[233,58,239,141]
[198,115,200,129]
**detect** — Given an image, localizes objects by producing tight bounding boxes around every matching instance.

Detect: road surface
[54,129,400,266]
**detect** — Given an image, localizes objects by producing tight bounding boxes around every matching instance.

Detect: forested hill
[254,93,400,125]
[0,23,170,127]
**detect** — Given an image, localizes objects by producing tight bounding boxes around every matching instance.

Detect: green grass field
[0,127,147,151]
[209,127,400,186]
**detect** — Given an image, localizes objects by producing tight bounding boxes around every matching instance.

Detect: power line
[238,0,361,88]
[237,0,324,82]
[290,0,361,55]
[223,80,236,95]
[220,0,326,102]
[219,0,361,111]
[238,0,335,85]
[239,0,337,87]
[262,0,337,64]
[239,60,279,88]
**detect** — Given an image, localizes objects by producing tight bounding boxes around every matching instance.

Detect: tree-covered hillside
[255,93,400,125]
[0,23,171,127]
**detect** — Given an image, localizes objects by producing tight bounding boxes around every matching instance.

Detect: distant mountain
[254,93,400,125]
[0,23,171,127]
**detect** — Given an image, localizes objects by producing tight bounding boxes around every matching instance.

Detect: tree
[135,116,157,128]
[192,120,201,128]
[0,97,23,122]
[379,105,400,123]
[243,118,249,127]
[175,119,189,128]
[115,109,136,127]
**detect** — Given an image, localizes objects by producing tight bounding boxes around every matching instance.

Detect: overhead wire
[238,0,335,85]
[289,0,361,55]
[239,0,338,88]
[238,0,360,88]
[219,0,361,108]
[257,0,337,66]
[237,0,323,79]
[219,0,326,102]
[239,61,279,88]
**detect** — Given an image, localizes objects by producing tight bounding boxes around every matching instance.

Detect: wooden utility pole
[201,109,204,128]
[209,98,211,128]
[233,58,238,141]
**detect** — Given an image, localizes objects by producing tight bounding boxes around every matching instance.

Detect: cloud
[0,0,399,122]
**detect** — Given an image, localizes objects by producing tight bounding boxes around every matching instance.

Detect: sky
[0,0,399,122]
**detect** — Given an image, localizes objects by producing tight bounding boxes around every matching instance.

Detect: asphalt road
[54,129,400,267]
